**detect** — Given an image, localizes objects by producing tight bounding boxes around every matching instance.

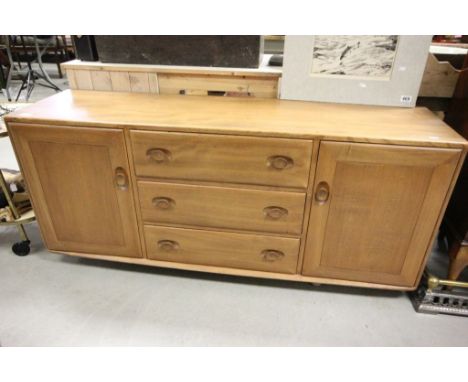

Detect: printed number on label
[400,95,412,103]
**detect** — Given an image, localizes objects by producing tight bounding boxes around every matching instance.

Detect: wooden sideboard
[5,90,467,290]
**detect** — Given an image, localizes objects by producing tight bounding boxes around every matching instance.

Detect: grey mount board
[281,35,432,107]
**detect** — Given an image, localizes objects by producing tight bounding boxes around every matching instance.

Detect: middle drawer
[138,181,306,235]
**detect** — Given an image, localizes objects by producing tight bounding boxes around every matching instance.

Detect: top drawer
[130,131,313,188]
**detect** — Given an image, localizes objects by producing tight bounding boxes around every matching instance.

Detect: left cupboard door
[9,124,142,258]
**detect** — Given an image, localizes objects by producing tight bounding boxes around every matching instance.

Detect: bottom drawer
[144,225,300,274]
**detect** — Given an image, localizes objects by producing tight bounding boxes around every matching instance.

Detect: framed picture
[280,35,432,107]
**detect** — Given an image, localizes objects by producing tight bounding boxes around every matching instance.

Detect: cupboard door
[302,141,461,287]
[10,124,142,258]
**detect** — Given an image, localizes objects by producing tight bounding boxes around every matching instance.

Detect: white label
[400,95,412,103]
[10,183,18,192]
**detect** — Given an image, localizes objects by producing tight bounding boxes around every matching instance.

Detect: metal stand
[4,36,61,102]
[409,271,468,316]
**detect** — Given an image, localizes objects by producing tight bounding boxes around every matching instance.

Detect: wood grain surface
[138,181,306,235]
[5,90,467,148]
[8,123,142,257]
[302,141,461,287]
[130,130,313,188]
[144,225,300,274]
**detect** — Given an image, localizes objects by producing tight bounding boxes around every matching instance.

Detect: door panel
[10,124,141,258]
[302,141,461,287]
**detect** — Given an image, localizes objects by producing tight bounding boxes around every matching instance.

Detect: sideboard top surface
[6,90,467,148]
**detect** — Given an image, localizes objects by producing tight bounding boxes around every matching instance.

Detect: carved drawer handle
[261,249,285,262]
[315,181,330,204]
[114,167,129,191]
[267,155,294,170]
[147,148,172,163]
[263,206,288,220]
[152,197,176,210]
[158,240,180,252]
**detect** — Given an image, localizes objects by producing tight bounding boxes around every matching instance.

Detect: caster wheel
[12,240,30,256]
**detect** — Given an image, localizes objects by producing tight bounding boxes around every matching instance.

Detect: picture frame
[280,35,432,107]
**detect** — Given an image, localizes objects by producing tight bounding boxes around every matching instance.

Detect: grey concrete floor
[1,65,468,346]
[1,219,468,346]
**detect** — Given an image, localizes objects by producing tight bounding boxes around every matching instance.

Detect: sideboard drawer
[144,225,300,274]
[130,131,313,188]
[138,181,306,235]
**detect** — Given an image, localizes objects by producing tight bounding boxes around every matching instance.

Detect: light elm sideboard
[5,90,467,290]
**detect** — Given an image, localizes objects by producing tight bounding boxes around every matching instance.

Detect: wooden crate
[419,53,461,98]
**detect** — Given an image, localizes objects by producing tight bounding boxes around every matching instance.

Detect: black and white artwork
[310,35,399,78]
[281,35,432,107]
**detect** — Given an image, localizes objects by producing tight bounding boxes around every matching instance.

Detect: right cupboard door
[302,141,461,287]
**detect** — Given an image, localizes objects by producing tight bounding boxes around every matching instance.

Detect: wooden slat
[90,70,112,91]
[74,70,93,90]
[110,71,131,92]
[61,59,282,77]
[148,73,159,94]
[66,69,77,89]
[129,72,150,93]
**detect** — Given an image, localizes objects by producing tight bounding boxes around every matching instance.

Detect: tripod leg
[15,72,28,101]
[26,71,36,101]
[34,36,60,92]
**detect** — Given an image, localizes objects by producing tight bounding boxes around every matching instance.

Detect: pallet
[61,57,281,99]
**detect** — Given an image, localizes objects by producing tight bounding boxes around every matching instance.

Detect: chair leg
[15,52,22,70]
[61,35,71,61]
[447,243,468,280]
[55,36,63,78]
[0,64,5,89]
